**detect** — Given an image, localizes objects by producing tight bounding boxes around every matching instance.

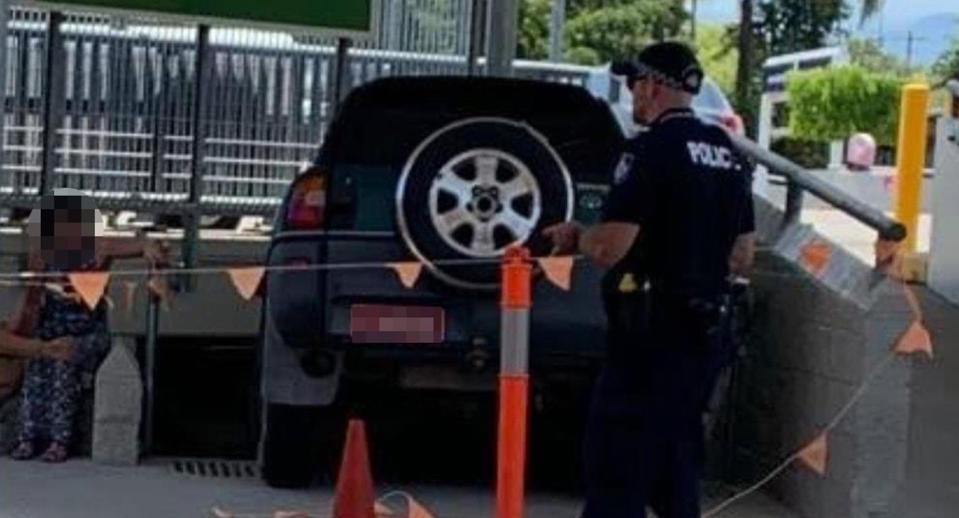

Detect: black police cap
[612,41,704,95]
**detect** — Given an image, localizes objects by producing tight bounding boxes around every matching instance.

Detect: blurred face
[29,193,101,270]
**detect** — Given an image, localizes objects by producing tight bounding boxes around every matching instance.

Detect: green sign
[28,0,371,33]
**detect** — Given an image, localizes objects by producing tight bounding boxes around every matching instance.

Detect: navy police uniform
[581,43,755,518]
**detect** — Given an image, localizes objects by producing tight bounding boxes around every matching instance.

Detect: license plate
[350,304,445,344]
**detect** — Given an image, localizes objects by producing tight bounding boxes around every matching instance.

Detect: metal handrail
[727,132,907,242]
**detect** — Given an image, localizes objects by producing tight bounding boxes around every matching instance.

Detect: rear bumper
[262,230,607,402]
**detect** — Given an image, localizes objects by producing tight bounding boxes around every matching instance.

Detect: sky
[690,0,959,65]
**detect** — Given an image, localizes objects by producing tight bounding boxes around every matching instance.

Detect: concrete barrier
[730,195,914,518]
[92,337,143,466]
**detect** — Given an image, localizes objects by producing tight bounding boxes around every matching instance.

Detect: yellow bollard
[894,83,930,254]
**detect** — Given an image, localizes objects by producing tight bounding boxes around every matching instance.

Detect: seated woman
[7,194,167,462]
[0,293,74,454]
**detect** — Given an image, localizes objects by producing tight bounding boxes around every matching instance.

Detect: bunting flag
[894,319,933,358]
[67,272,110,310]
[388,262,423,289]
[375,502,394,517]
[228,267,265,301]
[537,256,574,291]
[799,240,832,275]
[797,433,828,476]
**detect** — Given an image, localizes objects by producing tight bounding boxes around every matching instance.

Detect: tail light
[719,112,745,135]
[286,168,327,230]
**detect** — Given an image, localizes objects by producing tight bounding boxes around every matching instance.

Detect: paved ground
[887,285,959,518]
[0,458,796,518]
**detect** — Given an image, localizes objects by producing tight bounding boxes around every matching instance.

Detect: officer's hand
[542,222,583,255]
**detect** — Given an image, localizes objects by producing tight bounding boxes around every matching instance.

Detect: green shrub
[785,66,903,146]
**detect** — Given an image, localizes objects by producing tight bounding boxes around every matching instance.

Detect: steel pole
[39,11,65,196]
[182,24,210,292]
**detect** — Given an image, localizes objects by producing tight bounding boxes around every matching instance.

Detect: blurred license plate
[350,304,445,344]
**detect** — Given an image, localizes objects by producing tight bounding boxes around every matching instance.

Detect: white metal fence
[0,3,594,217]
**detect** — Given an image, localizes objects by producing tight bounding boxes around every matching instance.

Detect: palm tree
[859,0,882,24]
[734,0,753,118]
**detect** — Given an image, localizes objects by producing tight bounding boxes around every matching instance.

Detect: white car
[586,67,745,136]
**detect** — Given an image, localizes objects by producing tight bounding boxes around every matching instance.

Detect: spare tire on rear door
[396,118,574,290]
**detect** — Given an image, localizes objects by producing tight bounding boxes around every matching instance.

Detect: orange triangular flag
[800,240,831,275]
[894,319,933,358]
[228,267,265,301]
[797,433,828,476]
[538,256,574,291]
[68,272,110,310]
[388,263,422,289]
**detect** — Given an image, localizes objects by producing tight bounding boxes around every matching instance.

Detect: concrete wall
[730,196,915,518]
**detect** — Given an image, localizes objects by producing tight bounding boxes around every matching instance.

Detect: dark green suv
[259,76,624,487]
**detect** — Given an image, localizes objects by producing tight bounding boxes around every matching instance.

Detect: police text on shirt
[686,142,734,170]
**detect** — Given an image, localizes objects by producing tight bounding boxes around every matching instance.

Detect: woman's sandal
[40,442,68,463]
[9,441,35,460]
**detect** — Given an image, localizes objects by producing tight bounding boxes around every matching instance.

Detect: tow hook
[465,338,492,372]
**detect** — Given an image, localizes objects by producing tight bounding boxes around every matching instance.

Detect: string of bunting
[0,255,581,312]
[702,237,933,517]
[210,490,436,518]
[5,237,932,516]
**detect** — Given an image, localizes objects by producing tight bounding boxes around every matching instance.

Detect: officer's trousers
[581,304,725,518]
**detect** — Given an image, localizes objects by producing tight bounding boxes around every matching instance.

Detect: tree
[931,38,959,84]
[858,0,882,24]
[786,65,902,146]
[518,0,687,66]
[847,38,914,77]
[732,0,851,135]
[735,0,755,135]
[694,24,739,95]
[564,3,687,65]
[517,0,552,60]
[753,0,849,57]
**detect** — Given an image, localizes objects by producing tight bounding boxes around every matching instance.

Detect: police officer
[544,41,755,518]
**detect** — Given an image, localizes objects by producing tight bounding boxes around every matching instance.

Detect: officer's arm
[578,223,639,269]
[728,158,757,276]
[729,232,755,276]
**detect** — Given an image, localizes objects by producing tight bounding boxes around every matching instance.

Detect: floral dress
[17,262,110,448]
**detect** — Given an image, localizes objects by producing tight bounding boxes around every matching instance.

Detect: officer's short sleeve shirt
[600,108,755,297]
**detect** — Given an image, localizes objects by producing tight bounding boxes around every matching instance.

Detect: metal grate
[167,458,260,479]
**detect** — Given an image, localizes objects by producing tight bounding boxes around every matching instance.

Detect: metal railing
[728,132,907,242]
[0,6,593,217]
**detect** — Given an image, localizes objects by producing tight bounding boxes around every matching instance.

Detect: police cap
[611,41,704,95]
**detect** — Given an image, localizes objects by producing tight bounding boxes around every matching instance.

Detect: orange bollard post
[496,246,532,518]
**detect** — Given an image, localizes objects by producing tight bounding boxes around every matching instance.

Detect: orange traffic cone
[332,419,376,518]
